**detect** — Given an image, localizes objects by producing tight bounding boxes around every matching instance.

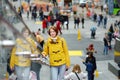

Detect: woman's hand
[66,66,70,71]
[41,52,46,58]
[10,67,14,71]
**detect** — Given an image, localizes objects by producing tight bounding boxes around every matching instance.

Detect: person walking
[56,20,62,35]
[64,14,69,30]
[42,26,70,80]
[10,27,38,80]
[90,26,97,39]
[83,52,97,80]
[103,16,108,29]
[81,17,84,28]
[31,31,44,80]
[42,18,47,33]
[74,16,80,29]
[103,33,110,55]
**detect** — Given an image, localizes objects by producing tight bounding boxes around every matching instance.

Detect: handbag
[75,72,80,80]
[94,70,99,78]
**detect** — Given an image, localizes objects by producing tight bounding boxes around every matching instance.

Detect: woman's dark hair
[47,26,58,36]
[88,52,93,57]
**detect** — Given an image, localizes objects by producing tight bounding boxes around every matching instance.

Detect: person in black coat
[81,17,84,28]
[74,17,80,29]
[83,52,97,80]
[63,14,69,30]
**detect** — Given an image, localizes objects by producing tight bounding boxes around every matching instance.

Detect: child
[64,64,87,80]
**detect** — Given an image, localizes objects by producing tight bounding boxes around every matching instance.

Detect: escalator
[0,0,49,79]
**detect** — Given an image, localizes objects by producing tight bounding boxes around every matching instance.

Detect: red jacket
[42,20,47,29]
[47,16,51,22]
[56,21,61,30]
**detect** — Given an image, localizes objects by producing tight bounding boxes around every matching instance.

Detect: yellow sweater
[10,37,37,69]
[43,36,70,67]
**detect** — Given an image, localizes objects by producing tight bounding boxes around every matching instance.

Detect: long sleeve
[10,47,16,69]
[62,38,70,67]
[64,72,73,80]
[42,40,49,56]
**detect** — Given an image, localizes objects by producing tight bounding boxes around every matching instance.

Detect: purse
[75,72,80,80]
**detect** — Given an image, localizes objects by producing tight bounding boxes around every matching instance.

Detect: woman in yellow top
[10,27,37,80]
[42,26,70,80]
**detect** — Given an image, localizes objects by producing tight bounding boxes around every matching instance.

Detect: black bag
[75,72,80,80]
[114,37,120,52]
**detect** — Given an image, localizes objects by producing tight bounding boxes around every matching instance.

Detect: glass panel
[0,0,49,79]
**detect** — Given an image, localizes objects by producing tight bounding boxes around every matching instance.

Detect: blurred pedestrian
[103,33,110,55]
[103,16,108,29]
[42,18,47,33]
[56,20,62,35]
[81,17,84,28]
[31,31,44,80]
[10,27,38,80]
[90,26,97,39]
[74,16,80,29]
[100,5,103,12]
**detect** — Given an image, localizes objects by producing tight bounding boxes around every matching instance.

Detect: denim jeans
[103,45,108,55]
[50,64,66,80]
[88,71,94,80]
[15,65,30,80]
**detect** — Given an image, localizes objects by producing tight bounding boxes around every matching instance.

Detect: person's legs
[31,62,42,80]
[74,23,76,29]
[97,21,100,27]
[91,71,95,80]
[103,46,106,55]
[58,64,66,80]
[22,67,30,80]
[82,23,84,28]
[93,32,95,39]
[66,24,69,30]
[42,28,45,33]
[15,66,30,80]
[50,66,58,80]
[15,66,23,80]
[77,23,79,29]
[88,71,91,80]
[103,46,108,55]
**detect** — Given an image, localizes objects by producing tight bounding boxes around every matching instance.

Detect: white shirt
[64,72,87,80]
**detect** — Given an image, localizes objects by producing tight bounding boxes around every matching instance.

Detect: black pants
[91,31,96,39]
[31,62,42,80]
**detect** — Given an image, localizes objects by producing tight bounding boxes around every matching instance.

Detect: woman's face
[49,29,57,38]
[23,29,29,38]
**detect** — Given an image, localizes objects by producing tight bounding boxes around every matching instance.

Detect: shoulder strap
[75,72,80,80]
